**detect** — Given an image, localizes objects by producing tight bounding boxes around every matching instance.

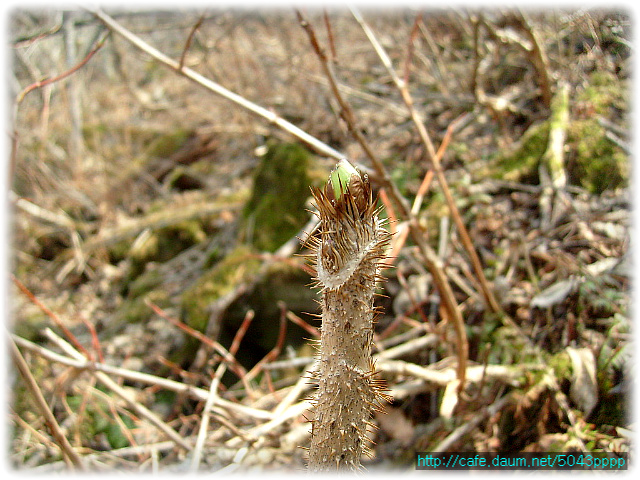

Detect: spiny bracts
[306,159,391,472]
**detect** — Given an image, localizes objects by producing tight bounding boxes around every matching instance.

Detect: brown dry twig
[10,338,85,471]
[351,8,501,318]
[12,275,91,359]
[296,9,410,218]
[297,10,469,392]
[89,8,344,160]
[16,30,109,104]
[11,333,274,421]
[145,299,250,383]
[243,302,288,384]
[43,328,193,451]
[179,13,206,71]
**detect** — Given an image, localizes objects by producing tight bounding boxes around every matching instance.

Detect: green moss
[483,70,628,194]
[490,121,550,184]
[143,129,192,158]
[173,245,261,367]
[66,392,135,449]
[581,70,627,116]
[131,220,205,265]
[109,218,207,282]
[114,288,170,329]
[487,325,535,365]
[180,245,260,335]
[243,142,311,252]
[12,309,48,343]
[226,260,318,352]
[568,119,627,193]
[566,72,629,193]
[547,350,573,382]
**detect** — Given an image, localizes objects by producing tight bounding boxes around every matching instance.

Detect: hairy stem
[307,160,390,472]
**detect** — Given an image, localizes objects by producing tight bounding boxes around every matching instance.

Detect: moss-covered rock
[176,245,319,371]
[174,245,261,366]
[481,71,628,194]
[243,142,311,252]
[221,260,319,355]
[143,129,193,158]
[487,121,550,185]
[566,71,629,193]
[567,119,628,193]
[181,245,261,336]
[127,220,206,277]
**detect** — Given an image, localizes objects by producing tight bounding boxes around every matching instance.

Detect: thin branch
[16,30,108,104]
[244,302,288,383]
[179,13,205,70]
[430,393,512,452]
[12,275,91,359]
[403,14,423,85]
[295,9,411,218]
[43,329,193,451]
[190,348,227,471]
[10,338,85,470]
[145,299,249,382]
[352,8,502,319]
[513,10,552,109]
[11,333,274,421]
[286,310,320,338]
[191,308,254,471]
[378,359,529,386]
[89,8,344,160]
[229,309,255,356]
[323,10,337,62]
[298,10,468,392]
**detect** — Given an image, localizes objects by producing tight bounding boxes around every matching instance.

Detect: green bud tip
[330,159,359,201]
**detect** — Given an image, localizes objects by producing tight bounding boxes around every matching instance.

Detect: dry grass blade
[10,338,85,471]
[11,333,274,421]
[89,8,344,160]
[297,10,468,393]
[190,309,255,471]
[351,8,501,317]
[42,328,193,451]
[430,393,512,452]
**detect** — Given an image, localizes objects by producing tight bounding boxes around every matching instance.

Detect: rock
[242,142,312,252]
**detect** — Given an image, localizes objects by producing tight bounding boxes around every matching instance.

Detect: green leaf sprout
[330,159,359,201]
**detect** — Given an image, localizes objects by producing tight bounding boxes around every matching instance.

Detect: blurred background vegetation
[8,7,630,472]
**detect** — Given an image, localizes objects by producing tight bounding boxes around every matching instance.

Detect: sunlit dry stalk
[90,8,344,161]
[179,13,205,71]
[191,308,254,472]
[306,160,392,472]
[298,12,468,392]
[10,339,85,471]
[11,333,273,422]
[43,329,193,451]
[352,8,502,318]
